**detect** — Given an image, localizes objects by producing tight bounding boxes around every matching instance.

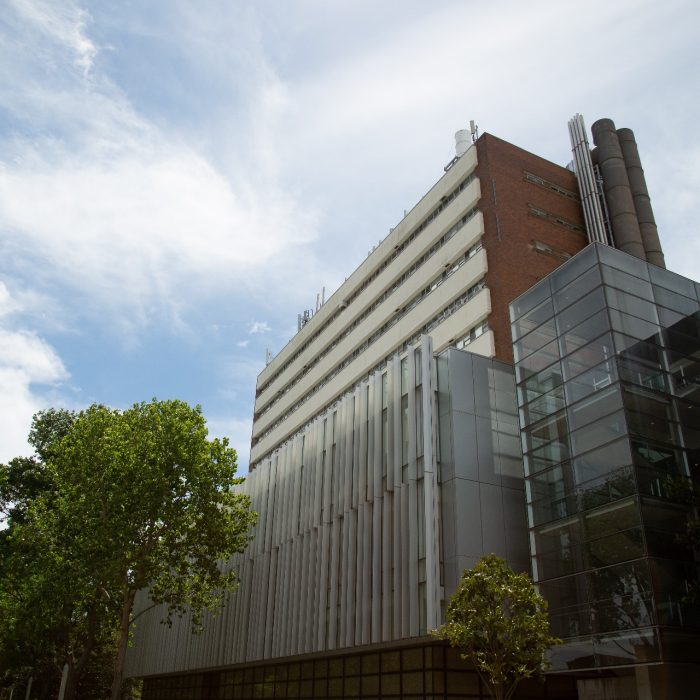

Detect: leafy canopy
[0,400,257,700]
[434,554,560,700]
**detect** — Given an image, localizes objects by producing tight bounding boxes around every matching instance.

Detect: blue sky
[1,0,699,470]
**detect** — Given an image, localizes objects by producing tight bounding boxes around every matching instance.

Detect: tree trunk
[60,661,76,700]
[110,589,135,700]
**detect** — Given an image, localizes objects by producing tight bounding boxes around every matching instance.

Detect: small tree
[434,554,560,700]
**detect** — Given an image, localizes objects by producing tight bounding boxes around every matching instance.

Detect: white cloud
[247,321,270,334]
[236,340,250,348]
[0,146,318,329]
[9,0,97,76]
[0,282,68,462]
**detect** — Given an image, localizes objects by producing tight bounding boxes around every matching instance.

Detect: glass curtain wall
[510,243,700,671]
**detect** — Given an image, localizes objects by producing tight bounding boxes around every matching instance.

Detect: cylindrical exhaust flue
[455,129,470,157]
[591,118,646,261]
[617,128,666,268]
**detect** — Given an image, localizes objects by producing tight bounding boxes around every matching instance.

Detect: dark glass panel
[587,527,644,567]
[446,671,473,695]
[513,318,557,363]
[675,398,700,431]
[559,310,610,357]
[548,635,597,670]
[577,466,636,510]
[519,362,564,405]
[608,309,661,343]
[551,245,598,292]
[573,438,632,484]
[584,498,640,539]
[549,604,593,639]
[556,287,606,336]
[381,673,400,695]
[510,278,551,322]
[361,653,379,674]
[601,263,654,301]
[564,360,617,405]
[626,409,679,446]
[361,675,378,695]
[516,339,560,383]
[605,287,659,326]
[327,658,342,678]
[649,265,697,298]
[659,629,700,662]
[523,411,569,452]
[568,386,622,432]
[313,659,327,678]
[344,656,360,676]
[631,439,686,474]
[327,677,343,698]
[665,334,700,368]
[658,306,687,329]
[380,651,400,672]
[403,672,424,694]
[595,629,659,665]
[597,244,650,281]
[570,410,627,456]
[313,679,327,697]
[519,385,566,428]
[512,297,554,340]
[562,333,615,382]
[526,439,569,470]
[343,676,360,697]
[618,357,668,393]
[554,265,603,312]
[300,662,313,679]
[402,647,423,670]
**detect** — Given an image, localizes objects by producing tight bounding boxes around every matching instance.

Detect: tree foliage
[0,400,257,700]
[433,554,560,700]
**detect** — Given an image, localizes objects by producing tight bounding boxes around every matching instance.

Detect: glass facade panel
[649,265,697,298]
[551,244,598,291]
[556,287,606,335]
[605,286,659,324]
[562,333,615,381]
[511,243,700,672]
[512,297,554,340]
[601,263,654,301]
[513,318,557,362]
[558,309,610,357]
[554,264,602,312]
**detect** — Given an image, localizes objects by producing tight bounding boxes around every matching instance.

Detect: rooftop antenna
[265,348,274,366]
[470,120,479,143]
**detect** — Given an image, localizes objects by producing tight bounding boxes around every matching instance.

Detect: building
[125,118,699,699]
[511,242,700,698]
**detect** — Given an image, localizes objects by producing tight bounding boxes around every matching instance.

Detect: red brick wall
[476,134,588,364]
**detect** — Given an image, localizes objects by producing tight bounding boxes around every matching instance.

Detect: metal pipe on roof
[591,118,646,261]
[617,128,666,269]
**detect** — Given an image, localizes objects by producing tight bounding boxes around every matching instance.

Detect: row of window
[257,173,477,397]
[256,235,481,421]
[252,281,487,461]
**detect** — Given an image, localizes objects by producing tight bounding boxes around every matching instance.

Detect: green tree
[0,400,257,700]
[0,409,80,700]
[433,554,560,700]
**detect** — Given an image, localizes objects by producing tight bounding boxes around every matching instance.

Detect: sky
[1,0,699,471]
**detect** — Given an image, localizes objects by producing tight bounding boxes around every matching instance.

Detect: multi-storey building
[125,118,698,699]
[249,131,587,470]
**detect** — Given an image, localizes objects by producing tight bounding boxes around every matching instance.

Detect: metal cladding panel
[125,338,453,679]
